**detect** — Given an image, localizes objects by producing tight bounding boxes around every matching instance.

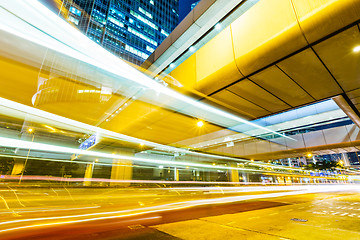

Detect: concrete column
[229,164,239,182]
[11,160,25,176]
[83,163,94,186]
[298,157,307,167]
[110,149,134,186]
[287,158,292,167]
[242,172,248,183]
[342,153,351,167]
[174,167,179,181]
[12,119,34,177]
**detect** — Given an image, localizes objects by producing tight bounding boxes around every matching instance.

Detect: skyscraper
[59,0,179,65]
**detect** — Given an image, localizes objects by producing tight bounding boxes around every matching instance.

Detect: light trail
[0,206,101,215]
[0,97,302,175]
[0,185,358,234]
[0,1,293,140]
[0,136,281,173]
[0,96,297,172]
[0,175,344,184]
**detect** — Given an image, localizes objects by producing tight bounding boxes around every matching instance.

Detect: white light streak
[0,1,292,141]
[0,185,358,234]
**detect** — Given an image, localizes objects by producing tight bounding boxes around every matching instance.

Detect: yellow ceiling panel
[231,0,307,76]
[99,98,225,144]
[0,57,39,106]
[277,48,342,100]
[347,88,360,99]
[312,26,360,92]
[0,57,131,127]
[292,0,360,44]
[194,26,243,95]
[351,96,360,106]
[211,90,270,119]
[249,66,314,107]
[40,101,115,126]
[102,100,164,133]
[170,54,197,89]
[127,111,224,144]
[38,82,125,126]
[227,79,290,113]
[355,104,360,113]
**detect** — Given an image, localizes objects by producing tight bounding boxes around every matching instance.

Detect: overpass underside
[166,0,360,121]
[146,0,360,161]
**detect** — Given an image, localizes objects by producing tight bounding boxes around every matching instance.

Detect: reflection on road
[0,184,358,239]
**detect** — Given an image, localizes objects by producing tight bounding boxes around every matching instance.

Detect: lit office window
[191,1,201,10]
[146,45,155,53]
[125,45,149,59]
[69,6,81,16]
[92,10,106,25]
[108,16,124,28]
[130,10,158,30]
[128,27,157,46]
[161,29,169,37]
[68,15,79,25]
[139,7,153,19]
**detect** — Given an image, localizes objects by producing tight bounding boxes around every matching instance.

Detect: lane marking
[128,224,144,230]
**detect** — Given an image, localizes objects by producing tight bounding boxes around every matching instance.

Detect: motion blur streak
[0,175,340,184]
[0,96,265,165]
[0,136,272,172]
[0,1,291,139]
[0,185,358,234]
[0,215,162,234]
[0,97,235,160]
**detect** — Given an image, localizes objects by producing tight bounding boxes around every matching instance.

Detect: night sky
[178,0,199,23]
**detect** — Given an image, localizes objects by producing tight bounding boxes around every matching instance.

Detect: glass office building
[61,0,179,65]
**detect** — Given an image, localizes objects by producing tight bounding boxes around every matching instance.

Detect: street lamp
[197,120,204,127]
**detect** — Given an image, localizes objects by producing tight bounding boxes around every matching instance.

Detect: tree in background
[0,157,14,175]
[304,160,344,171]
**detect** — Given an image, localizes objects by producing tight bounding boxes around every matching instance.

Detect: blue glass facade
[61,0,179,65]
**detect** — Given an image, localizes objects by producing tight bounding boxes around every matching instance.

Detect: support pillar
[174,167,179,181]
[312,156,316,164]
[83,163,94,186]
[242,172,248,183]
[287,158,292,167]
[11,160,25,176]
[342,153,351,167]
[12,118,34,177]
[110,149,134,186]
[229,164,239,182]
